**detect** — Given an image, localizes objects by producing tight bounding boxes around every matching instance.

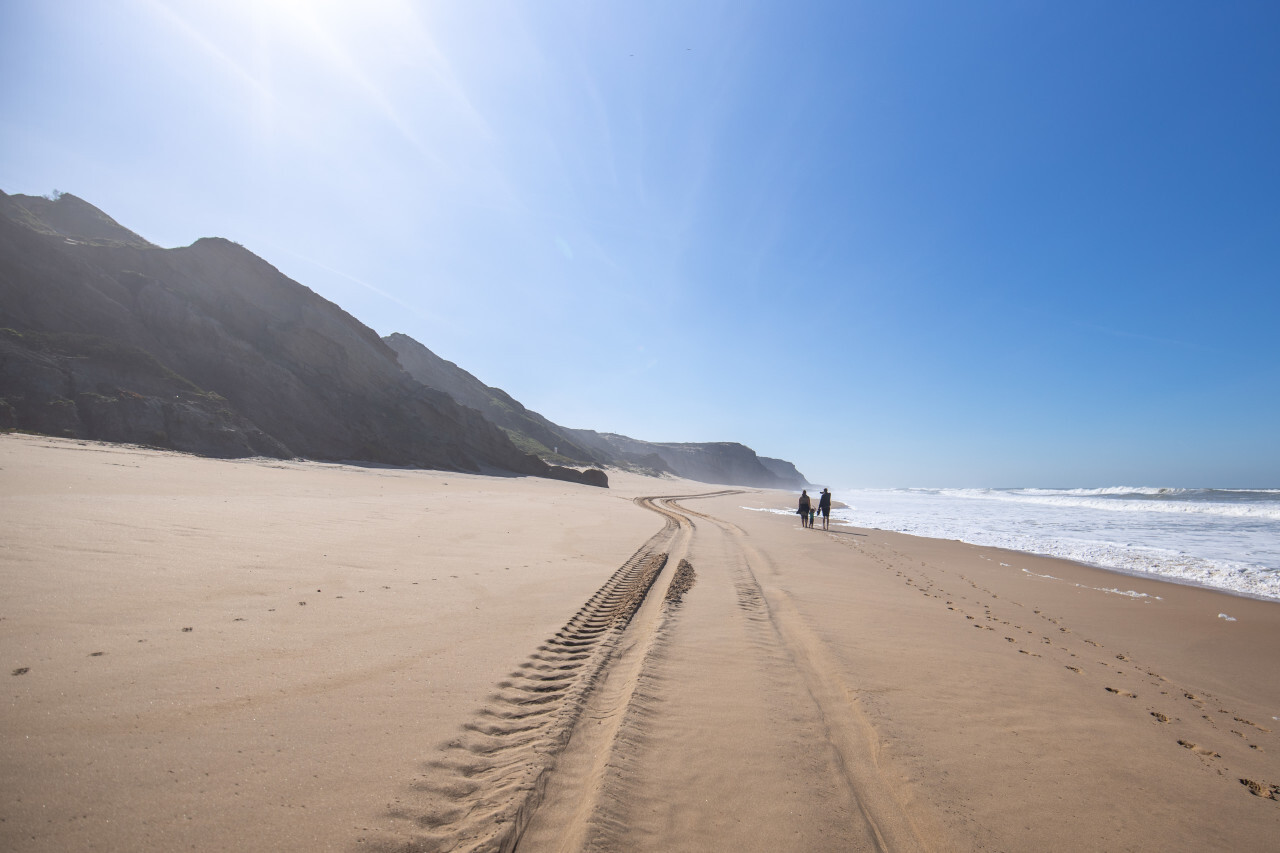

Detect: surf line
[1021,567,1162,600]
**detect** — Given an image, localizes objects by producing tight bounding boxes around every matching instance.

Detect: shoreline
[815,487,1280,602]
[854,522,1280,604]
[4,434,1278,851]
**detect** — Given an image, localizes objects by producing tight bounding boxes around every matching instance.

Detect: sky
[2,0,1278,488]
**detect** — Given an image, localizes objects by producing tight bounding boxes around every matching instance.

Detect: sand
[2,434,1278,851]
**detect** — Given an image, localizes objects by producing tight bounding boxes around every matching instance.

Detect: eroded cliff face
[0,328,289,458]
[0,191,606,487]
[1,190,800,491]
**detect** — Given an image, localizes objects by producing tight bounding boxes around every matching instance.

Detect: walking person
[798,489,811,528]
[818,488,832,530]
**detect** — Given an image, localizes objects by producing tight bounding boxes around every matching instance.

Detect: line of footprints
[843,538,1279,803]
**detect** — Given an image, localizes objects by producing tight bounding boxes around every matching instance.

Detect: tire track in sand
[519,494,942,853]
[357,493,727,852]
[513,494,731,852]
[671,495,943,852]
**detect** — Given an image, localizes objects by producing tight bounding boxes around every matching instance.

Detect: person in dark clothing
[798,489,811,528]
[818,488,832,530]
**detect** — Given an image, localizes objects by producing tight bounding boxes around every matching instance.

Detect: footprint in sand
[1179,740,1220,758]
[1105,687,1137,698]
[1235,716,1273,733]
[12,667,29,676]
[1151,712,1171,723]
[1240,779,1280,799]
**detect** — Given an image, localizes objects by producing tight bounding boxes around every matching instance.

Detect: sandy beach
[3,434,1278,851]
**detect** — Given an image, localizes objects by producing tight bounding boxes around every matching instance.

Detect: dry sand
[3,434,1278,851]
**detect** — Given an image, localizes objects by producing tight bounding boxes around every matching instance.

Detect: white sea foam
[1020,568,1161,599]
[897,487,1280,521]
[827,487,1280,601]
[1076,586,1161,599]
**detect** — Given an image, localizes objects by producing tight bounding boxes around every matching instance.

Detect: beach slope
[2,435,1278,851]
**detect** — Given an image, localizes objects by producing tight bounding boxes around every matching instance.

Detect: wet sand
[2,435,1278,851]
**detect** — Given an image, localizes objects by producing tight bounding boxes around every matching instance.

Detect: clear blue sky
[3,1,1277,487]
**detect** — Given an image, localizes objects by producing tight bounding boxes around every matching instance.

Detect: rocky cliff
[0,191,606,487]
[1,189,805,490]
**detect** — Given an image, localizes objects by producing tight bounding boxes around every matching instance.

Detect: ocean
[821,487,1280,601]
